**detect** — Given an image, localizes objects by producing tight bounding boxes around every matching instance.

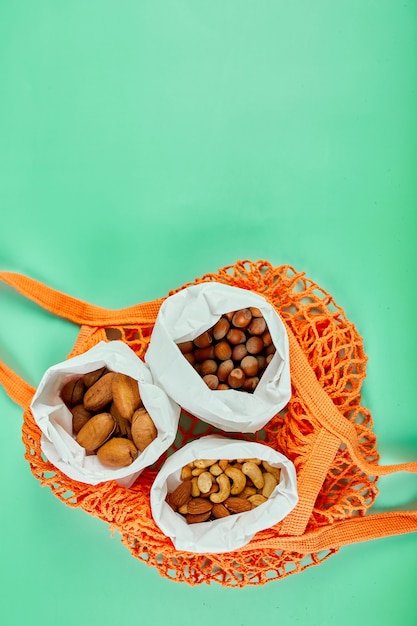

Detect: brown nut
[200,359,218,376]
[97,437,138,467]
[71,404,93,434]
[231,343,248,362]
[214,340,232,361]
[247,316,267,336]
[248,494,268,507]
[226,328,246,345]
[209,473,231,503]
[224,496,253,513]
[83,371,116,412]
[76,412,116,451]
[262,471,279,497]
[211,503,231,518]
[224,466,246,495]
[242,461,265,489]
[217,359,234,382]
[82,366,108,388]
[186,510,212,524]
[61,378,86,408]
[111,373,142,420]
[227,367,245,389]
[212,317,230,341]
[197,471,214,494]
[240,355,259,376]
[177,340,194,354]
[246,336,264,355]
[203,374,219,390]
[169,480,193,509]
[231,308,252,328]
[131,407,157,452]
[193,331,212,348]
[187,498,213,515]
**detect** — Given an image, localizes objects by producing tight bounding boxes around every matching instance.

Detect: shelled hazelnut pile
[177,307,276,392]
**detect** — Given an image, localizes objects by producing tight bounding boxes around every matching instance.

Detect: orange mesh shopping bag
[1,259,416,587]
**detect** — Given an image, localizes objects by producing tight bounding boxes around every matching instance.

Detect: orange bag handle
[269,328,417,550]
[0,271,163,408]
[0,271,162,326]
[1,270,416,552]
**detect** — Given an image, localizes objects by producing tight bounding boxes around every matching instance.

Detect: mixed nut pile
[60,368,157,467]
[177,307,276,392]
[166,457,281,524]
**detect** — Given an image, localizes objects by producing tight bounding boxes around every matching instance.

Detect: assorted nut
[177,307,276,393]
[60,368,157,468]
[166,457,281,524]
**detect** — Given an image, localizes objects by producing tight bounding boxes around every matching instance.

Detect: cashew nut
[193,459,218,469]
[262,471,278,497]
[218,459,229,471]
[248,494,268,507]
[242,461,265,490]
[209,463,224,476]
[180,465,193,481]
[262,460,281,482]
[224,466,246,495]
[197,471,214,494]
[239,485,257,499]
[209,473,231,503]
[191,476,201,497]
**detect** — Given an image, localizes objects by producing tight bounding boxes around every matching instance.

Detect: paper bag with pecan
[30,341,181,487]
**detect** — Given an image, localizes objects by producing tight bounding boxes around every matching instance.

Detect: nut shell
[97,437,138,467]
[83,372,116,411]
[131,408,157,452]
[76,412,116,451]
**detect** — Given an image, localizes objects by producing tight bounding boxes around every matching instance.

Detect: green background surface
[1,1,416,624]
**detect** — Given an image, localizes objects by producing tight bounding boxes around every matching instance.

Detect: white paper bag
[145,282,291,432]
[30,341,181,487]
[150,435,298,553]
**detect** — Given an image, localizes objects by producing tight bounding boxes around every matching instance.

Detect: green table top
[1,2,416,625]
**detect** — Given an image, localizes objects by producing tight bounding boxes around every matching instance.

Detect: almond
[187,497,213,515]
[170,480,192,509]
[96,437,138,467]
[76,412,116,451]
[224,497,253,514]
[186,510,212,524]
[111,373,142,420]
[211,503,231,518]
[83,372,116,411]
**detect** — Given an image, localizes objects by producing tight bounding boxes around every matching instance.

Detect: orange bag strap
[0,271,162,326]
[0,271,162,408]
[245,510,417,554]
[273,327,417,550]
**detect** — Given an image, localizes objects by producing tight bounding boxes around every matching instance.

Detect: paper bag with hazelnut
[150,435,298,553]
[145,282,291,433]
[30,341,181,487]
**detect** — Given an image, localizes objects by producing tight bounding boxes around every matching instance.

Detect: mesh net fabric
[21,260,379,586]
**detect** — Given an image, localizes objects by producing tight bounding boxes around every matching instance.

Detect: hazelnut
[232,308,252,328]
